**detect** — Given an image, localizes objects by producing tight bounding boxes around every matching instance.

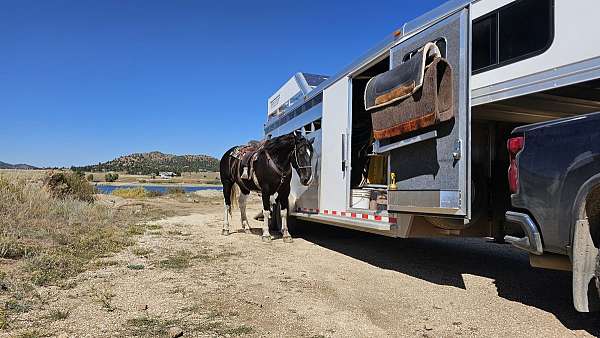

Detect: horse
[219,131,314,242]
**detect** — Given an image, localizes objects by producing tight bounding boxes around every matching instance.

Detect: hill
[0,161,38,170]
[75,151,219,174]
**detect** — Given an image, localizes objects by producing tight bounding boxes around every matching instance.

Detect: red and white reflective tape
[296,207,320,214]
[296,207,397,224]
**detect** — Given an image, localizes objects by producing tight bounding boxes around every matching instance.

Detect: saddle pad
[364,42,441,111]
[365,42,454,140]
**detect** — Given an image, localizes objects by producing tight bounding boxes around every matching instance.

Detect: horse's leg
[222,181,233,236]
[280,205,292,243]
[261,193,272,242]
[278,192,293,243]
[238,193,251,233]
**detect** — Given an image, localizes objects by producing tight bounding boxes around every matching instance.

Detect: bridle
[291,137,312,171]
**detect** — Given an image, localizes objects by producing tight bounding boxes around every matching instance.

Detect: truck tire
[586,190,600,301]
[596,253,600,300]
[572,186,600,312]
[425,166,487,230]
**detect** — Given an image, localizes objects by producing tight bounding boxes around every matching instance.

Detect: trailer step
[294,211,398,237]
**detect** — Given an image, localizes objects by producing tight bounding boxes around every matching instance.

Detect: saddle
[364,42,454,140]
[231,141,264,180]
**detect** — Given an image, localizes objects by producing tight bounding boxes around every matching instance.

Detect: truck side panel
[511,112,600,253]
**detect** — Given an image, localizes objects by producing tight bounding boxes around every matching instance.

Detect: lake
[95,184,223,194]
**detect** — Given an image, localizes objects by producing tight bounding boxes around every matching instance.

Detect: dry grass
[132,247,153,258]
[126,315,177,337]
[46,309,70,321]
[158,250,193,270]
[0,171,159,330]
[111,187,151,199]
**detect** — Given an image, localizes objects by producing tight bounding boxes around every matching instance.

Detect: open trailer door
[370,6,471,218]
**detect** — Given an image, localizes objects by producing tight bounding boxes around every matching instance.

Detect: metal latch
[452,139,462,160]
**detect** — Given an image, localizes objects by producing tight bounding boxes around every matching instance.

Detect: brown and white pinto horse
[219,132,314,242]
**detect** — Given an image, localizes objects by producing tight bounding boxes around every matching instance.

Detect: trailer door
[319,78,350,213]
[386,8,471,218]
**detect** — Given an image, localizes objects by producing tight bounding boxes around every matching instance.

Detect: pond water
[95,184,223,194]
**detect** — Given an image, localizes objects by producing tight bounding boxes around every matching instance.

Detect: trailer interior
[349,55,390,212]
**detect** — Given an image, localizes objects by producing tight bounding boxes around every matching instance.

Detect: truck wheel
[596,253,600,301]
[425,166,487,230]
[587,191,600,301]
[572,187,600,312]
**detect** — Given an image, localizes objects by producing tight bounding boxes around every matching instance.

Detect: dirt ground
[4,191,600,337]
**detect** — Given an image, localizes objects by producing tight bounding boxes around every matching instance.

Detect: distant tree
[105,173,119,182]
[72,168,85,179]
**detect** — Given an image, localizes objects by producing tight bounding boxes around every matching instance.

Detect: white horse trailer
[265,0,600,281]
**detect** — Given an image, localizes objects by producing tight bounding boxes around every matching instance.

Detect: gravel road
[5,192,599,337]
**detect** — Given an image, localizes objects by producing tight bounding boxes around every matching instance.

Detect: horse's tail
[230,183,240,209]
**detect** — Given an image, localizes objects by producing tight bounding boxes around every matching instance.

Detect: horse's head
[290,132,314,186]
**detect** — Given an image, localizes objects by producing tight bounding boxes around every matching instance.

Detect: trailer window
[264,93,323,134]
[302,119,322,135]
[313,119,321,131]
[472,14,497,71]
[472,0,554,74]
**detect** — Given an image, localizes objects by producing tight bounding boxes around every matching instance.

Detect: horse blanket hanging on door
[364,42,454,140]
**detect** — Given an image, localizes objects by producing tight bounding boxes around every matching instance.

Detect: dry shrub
[0,173,133,286]
[112,187,150,199]
[166,187,185,195]
[44,171,96,203]
[0,171,183,332]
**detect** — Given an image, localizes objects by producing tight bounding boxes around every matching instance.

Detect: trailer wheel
[425,166,487,230]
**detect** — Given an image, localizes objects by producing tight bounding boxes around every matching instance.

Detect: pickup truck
[505,111,600,312]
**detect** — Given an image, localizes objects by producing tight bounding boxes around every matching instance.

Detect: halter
[292,137,312,171]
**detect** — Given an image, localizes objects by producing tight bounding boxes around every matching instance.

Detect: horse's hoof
[283,236,293,243]
[221,229,230,236]
[261,235,272,243]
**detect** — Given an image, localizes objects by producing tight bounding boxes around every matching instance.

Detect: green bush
[86,174,94,182]
[104,173,119,182]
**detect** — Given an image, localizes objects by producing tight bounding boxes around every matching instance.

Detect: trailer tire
[425,166,487,230]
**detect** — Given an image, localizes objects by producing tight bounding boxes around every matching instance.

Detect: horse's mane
[263,133,295,153]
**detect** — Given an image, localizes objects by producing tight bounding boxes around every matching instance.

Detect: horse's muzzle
[301,171,313,186]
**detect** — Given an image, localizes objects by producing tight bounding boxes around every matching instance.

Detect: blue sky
[0,0,445,167]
